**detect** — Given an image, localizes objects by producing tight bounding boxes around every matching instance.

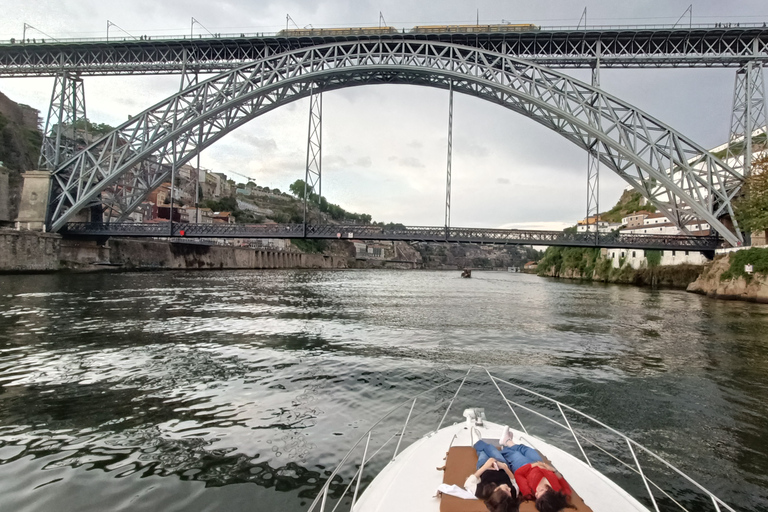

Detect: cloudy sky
[1,1,766,229]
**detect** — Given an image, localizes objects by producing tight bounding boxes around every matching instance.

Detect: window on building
[685,251,689,256]
[621,252,625,258]
[632,251,636,258]
[672,250,676,256]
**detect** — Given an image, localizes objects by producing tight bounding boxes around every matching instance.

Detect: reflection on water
[0,270,767,511]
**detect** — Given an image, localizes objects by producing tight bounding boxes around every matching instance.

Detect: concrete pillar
[16,170,51,231]
[0,166,9,223]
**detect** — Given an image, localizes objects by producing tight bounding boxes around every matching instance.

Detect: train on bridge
[276,24,541,37]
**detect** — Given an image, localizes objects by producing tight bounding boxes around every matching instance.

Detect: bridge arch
[48,40,745,244]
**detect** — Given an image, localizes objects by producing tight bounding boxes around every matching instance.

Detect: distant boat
[461,269,472,278]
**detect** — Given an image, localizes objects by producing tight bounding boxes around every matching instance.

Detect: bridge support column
[726,61,767,177]
[303,88,322,233]
[586,43,601,241]
[16,171,51,231]
[39,72,87,172]
[445,81,454,234]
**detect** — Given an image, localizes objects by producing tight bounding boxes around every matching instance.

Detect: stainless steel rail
[307,369,472,512]
[306,367,738,512]
[487,370,737,512]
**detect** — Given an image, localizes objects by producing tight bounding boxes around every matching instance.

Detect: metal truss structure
[585,50,601,234]
[44,40,747,245]
[445,82,453,229]
[39,72,87,171]
[2,27,768,76]
[725,62,767,177]
[303,88,322,227]
[61,222,720,251]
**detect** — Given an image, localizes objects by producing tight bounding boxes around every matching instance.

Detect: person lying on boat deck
[463,428,520,512]
[495,426,573,512]
[469,426,574,512]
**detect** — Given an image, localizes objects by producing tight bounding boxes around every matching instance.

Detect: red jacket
[514,464,572,500]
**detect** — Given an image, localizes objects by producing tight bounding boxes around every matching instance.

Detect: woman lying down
[464,427,576,512]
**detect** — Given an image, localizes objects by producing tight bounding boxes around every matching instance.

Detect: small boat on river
[306,367,735,512]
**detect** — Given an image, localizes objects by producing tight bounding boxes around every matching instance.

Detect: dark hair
[534,489,575,512]
[485,486,520,512]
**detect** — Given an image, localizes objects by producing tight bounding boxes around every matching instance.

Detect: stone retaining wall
[1,230,346,272]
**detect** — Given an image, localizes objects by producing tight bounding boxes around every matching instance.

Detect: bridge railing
[3,22,766,46]
[60,222,721,250]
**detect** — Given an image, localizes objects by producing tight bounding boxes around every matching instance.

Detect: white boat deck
[353,420,651,512]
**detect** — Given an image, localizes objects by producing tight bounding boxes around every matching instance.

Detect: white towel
[436,483,478,500]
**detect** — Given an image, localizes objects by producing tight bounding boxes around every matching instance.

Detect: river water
[0,270,766,512]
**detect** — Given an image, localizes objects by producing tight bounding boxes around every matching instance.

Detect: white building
[620,212,710,236]
[576,215,622,233]
[605,247,709,269]
[605,213,712,269]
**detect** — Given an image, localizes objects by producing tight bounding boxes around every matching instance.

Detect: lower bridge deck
[60,223,721,252]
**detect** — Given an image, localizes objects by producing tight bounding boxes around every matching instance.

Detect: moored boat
[306,368,735,512]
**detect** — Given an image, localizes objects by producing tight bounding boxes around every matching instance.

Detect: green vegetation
[645,249,662,268]
[289,179,372,224]
[601,191,656,223]
[71,118,116,136]
[734,156,768,233]
[536,246,642,283]
[721,247,768,282]
[291,238,328,253]
[536,247,601,278]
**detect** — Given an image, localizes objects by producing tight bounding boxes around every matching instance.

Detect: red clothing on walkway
[513,463,572,500]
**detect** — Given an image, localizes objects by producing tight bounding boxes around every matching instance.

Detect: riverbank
[0,229,346,272]
[687,248,768,303]
[536,247,705,289]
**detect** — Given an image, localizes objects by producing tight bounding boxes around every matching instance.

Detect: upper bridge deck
[1,24,767,77]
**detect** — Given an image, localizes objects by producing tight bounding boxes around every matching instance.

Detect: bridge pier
[16,170,51,231]
[726,61,767,177]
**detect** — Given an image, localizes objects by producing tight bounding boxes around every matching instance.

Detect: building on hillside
[523,261,538,271]
[212,211,235,224]
[179,206,214,224]
[146,182,184,207]
[604,247,709,269]
[620,212,710,235]
[621,211,653,228]
[576,215,622,233]
[354,241,394,259]
[605,213,712,268]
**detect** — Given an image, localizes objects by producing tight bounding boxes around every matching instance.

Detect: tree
[734,156,768,233]
[289,179,307,198]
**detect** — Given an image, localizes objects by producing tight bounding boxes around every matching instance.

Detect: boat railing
[307,367,736,512]
[306,368,473,512]
[486,369,736,512]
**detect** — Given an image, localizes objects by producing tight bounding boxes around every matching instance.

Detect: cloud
[355,156,372,168]
[407,140,423,149]
[234,133,278,153]
[496,177,511,185]
[397,157,425,168]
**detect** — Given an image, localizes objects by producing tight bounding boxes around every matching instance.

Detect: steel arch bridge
[47,40,745,244]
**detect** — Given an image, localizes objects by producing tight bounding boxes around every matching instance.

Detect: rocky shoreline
[687,253,768,303]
